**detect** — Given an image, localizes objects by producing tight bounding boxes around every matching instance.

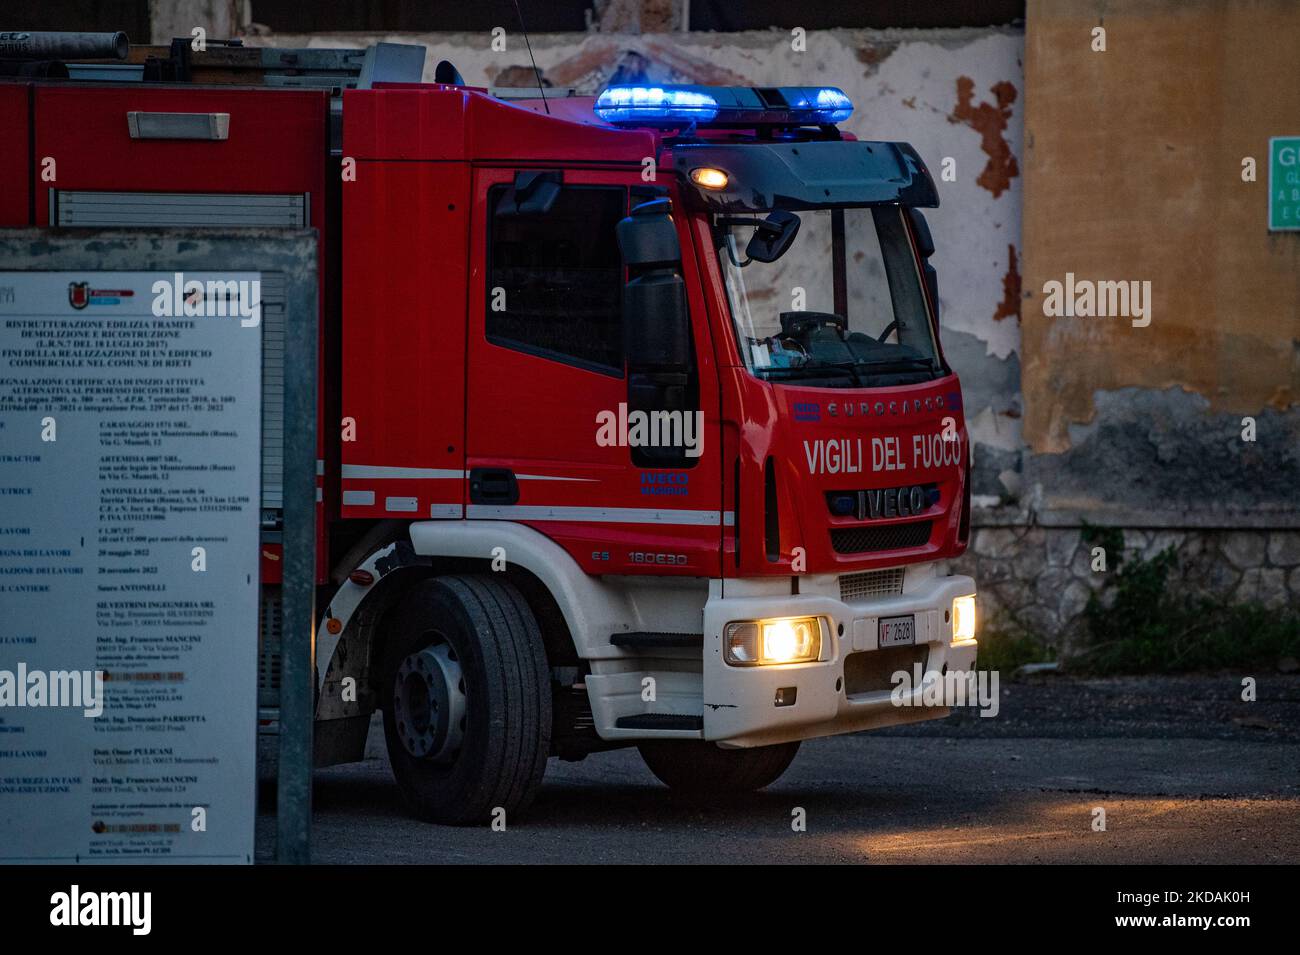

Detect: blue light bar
[594,86,719,125]
[798,87,854,124]
[594,85,855,128]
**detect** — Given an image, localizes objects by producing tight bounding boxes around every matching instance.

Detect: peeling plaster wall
[1026,387,1300,527]
[250,25,1026,500]
[948,0,1300,648]
[151,0,246,44]
[1020,0,1300,520]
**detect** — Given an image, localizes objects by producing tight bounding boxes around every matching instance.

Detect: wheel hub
[393,641,466,762]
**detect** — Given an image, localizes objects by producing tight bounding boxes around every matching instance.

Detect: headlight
[951,595,977,644]
[725,617,823,666]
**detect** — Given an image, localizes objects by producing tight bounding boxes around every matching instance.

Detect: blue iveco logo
[640,472,690,497]
[793,402,821,422]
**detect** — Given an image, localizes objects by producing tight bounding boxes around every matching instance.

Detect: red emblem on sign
[68,281,90,309]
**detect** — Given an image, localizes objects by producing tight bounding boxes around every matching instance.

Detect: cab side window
[486,185,626,375]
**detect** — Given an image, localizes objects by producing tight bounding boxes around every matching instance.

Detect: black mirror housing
[618,196,690,369]
[745,209,800,263]
[625,273,690,368]
[923,262,939,321]
[616,198,681,266]
[907,206,935,258]
[617,196,697,468]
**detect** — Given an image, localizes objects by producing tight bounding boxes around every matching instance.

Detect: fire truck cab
[2,40,977,824]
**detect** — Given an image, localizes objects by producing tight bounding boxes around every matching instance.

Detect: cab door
[464,167,722,577]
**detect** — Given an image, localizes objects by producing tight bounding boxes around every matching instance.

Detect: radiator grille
[831,521,932,555]
[839,567,906,602]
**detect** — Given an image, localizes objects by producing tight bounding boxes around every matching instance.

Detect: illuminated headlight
[725,617,823,666]
[951,595,977,645]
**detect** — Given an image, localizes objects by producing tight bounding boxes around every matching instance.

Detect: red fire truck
[2,33,978,824]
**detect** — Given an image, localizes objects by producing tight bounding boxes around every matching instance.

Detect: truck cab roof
[349,82,937,208]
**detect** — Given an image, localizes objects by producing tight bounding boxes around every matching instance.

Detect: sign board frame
[0,228,317,864]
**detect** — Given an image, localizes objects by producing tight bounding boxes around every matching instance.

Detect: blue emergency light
[790,87,854,123]
[594,85,854,127]
[594,86,719,124]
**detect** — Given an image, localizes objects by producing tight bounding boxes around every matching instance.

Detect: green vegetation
[975,625,1054,673]
[1073,524,1300,674]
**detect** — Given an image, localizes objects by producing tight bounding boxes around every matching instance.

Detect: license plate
[878,615,916,648]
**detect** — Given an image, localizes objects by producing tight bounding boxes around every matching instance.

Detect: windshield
[713,206,941,388]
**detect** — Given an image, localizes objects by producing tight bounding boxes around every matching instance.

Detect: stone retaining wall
[948,526,1300,655]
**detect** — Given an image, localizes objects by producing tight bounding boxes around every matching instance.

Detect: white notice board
[0,270,261,863]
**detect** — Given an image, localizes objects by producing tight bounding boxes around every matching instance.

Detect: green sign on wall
[1270,137,1300,231]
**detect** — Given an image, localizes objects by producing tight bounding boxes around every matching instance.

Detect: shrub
[1073,525,1300,673]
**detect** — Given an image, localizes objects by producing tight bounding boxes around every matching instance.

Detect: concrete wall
[248,25,1027,504]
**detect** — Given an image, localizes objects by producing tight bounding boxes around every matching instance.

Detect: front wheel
[380,575,551,825]
[637,740,800,794]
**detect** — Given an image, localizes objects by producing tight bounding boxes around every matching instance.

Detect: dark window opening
[486,184,626,374]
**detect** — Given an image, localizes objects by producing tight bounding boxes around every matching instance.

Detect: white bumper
[702,565,978,747]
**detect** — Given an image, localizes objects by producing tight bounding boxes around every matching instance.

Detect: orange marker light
[690,167,729,190]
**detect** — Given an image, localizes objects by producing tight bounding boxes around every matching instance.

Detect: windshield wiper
[756,363,859,384]
[849,356,937,376]
[814,360,867,386]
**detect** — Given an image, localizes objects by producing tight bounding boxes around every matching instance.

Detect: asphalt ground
[256,673,1300,864]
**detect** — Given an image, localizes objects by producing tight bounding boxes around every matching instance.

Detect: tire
[637,740,800,794]
[379,576,551,825]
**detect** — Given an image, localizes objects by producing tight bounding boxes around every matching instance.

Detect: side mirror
[923,264,939,320]
[617,198,697,467]
[616,198,680,266]
[745,209,800,263]
[907,207,935,258]
[907,207,940,319]
[617,199,690,369]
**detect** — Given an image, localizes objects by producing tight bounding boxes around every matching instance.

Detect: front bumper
[703,565,977,747]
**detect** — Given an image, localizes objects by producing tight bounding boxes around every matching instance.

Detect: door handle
[469,468,519,505]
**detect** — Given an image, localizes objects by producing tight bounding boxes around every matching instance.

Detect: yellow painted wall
[1022,0,1300,453]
